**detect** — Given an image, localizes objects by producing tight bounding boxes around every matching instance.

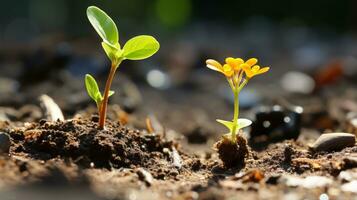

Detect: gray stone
[279,175,332,188]
[338,170,357,182]
[136,168,153,186]
[309,133,356,152]
[0,132,10,154]
[39,94,64,121]
[341,180,357,193]
[281,71,315,94]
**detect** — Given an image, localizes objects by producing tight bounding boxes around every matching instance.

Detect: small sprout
[85,74,114,114]
[86,6,160,129]
[206,57,269,143]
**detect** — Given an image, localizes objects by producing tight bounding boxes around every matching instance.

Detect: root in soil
[214,133,249,168]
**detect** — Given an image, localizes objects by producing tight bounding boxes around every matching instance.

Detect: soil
[0,108,356,200]
[214,134,249,168]
[1,60,357,199]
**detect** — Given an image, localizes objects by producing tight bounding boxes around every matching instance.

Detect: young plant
[206,57,269,143]
[85,6,160,129]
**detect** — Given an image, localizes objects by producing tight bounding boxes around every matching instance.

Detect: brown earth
[0,114,356,200]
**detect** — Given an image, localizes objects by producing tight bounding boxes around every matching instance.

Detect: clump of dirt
[214,133,249,168]
[7,118,187,178]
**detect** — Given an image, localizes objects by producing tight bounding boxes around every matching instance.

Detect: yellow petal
[240,63,250,70]
[225,57,240,70]
[223,64,232,71]
[246,58,258,67]
[225,57,235,65]
[244,70,254,78]
[235,58,244,65]
[257,67,270,74]
[206,59,223,72]
[252,65,260,73]
[223,64,234,77]
[241,64,254,78]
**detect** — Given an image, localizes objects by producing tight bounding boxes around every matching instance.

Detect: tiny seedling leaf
[237,118,252,129]
[85,74,102,103]
[123,35,160,60]
[87,6,119,47]
[108,90,115,97]
[217,118,252,132]
[216,119,234,132]
[102,42,122,62]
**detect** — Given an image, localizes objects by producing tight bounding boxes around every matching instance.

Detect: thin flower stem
[238,78,249,91]
[227,78,235,93]
[238,70,244,85]
[231,86,239,142]
[98,61,121,129]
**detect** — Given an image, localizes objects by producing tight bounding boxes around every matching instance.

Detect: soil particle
[0,132,11,153]
[214,134,249,168]
[342,156,357,169]
[186,126,209,144]
[136,167,154,186]
[283,144,294,163]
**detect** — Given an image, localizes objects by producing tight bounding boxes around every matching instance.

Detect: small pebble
[343,156,357,169]
[338,171,357,182]
[0,112,9,121]
[171,147,182,169]
[346,117,357,136]
[341,180,357,193]
[310,133,356,152]
[319,193,329,200]
[39,94,64,121]
[136,168,154,186]
[0,132,11,154]
[280,175,332,188]
[281,71,315,94]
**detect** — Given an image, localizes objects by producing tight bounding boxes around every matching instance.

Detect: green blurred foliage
[155,0,192,28]
[0,0,354,40]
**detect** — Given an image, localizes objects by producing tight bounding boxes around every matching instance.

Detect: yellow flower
[206,57,269,78]
[242,64,270,78]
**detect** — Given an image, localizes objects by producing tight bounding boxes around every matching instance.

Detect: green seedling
[85,6,160,129]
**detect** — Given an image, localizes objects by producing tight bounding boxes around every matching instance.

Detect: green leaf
[85,74,102,103]
[101,42,122,62]
[216,118,252,132]
[216,119,234,132]
[123,35,160,60]
[237,118,252,129]
[87,6,119,46]
[108,90,115,97]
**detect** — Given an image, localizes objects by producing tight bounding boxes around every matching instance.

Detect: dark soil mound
[8,118,184,177]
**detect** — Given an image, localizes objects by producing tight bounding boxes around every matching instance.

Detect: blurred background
[1,0,357,144]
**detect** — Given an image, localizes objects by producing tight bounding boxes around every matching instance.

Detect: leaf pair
[216,118,252,133]
[87,6,160,63]
[85,74,114,110]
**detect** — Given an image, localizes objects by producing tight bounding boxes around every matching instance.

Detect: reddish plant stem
[99,62,118,129]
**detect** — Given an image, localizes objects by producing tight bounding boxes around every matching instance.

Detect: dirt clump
[7,118,183,176]
[214,133,249,168]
